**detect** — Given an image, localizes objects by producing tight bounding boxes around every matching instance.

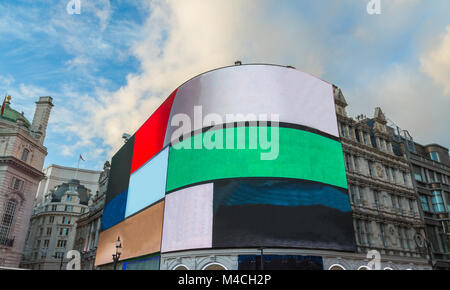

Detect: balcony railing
[0,236,14,247]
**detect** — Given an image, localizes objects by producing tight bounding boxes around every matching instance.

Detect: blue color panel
[101,190,128,231]
[122,254,161,270]
[125,147,169,218]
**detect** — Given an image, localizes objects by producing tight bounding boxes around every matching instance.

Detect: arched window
[383,267,393,270]
[21,149,29,162]
[358,266,369,270]
[173,264,189,270]
[328,264,346,270]
[0,199,18,244]
[202,263,227,270]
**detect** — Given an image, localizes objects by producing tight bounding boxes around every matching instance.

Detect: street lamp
[52,252,64,270]
[112,236,122,270]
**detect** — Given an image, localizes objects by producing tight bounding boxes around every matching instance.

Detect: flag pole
[75,155,80,180]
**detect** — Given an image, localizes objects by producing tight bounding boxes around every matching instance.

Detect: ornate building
[390,129,450,269]
[21,179,92,270]
[35,164,102,205]
[73,161,110,270]
[331,86,430,269]
[0,96,53,268]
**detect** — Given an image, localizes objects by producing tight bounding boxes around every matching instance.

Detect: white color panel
[164,65,338,145]
[161,183,213,253]
[125,147,169,218]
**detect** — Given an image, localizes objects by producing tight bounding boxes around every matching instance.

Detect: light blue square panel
[125,147,169,218]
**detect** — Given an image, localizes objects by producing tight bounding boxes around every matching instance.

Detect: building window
[59,228,70,236]
[391,195,398,211]
[402,172,408,185]
[358,187,365,204]
[0,199,18,241]
[363,133,368,145]
[431,191,446,213]
[350,186,358,204]
[398,227,406,250]
[354,156,359,172]
[66,195,73,202]
[408,199,415,214]
[391,168,397,184]
[373,190,380,210]
[414,171,423,182]
[368,161,374,177]
[202,263,228,270]
[173,265,189,270]
[51,205,57,211]
[355,128,361,143]
[385,167,391,182]
[380,223,388,247]
[63,217,70,225]
[57,240,67,248]
[43,240,50,248]
[398,197,403,211]
[329,264,345,270]
[21,149,29,162]
[65,205,72,212]
[345,154,353,171]
[54,251,64,258]
[429,152,440,162]
[46,227,52,236]
[428,170,436,183]
[340,123,347,137]
[420,195,430,212]
[49,216,55,223]
[11,178,24,191]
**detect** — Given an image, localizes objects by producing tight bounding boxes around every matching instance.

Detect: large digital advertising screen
[96,64,356,267]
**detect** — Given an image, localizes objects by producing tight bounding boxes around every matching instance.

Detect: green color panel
[167,127,348,192]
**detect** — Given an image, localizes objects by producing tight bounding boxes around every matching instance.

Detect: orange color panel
[95,201,164,266]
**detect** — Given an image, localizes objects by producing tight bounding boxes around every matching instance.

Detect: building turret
[31,96,54,144]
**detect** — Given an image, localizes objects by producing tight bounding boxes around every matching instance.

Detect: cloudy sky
[0,0,449,170]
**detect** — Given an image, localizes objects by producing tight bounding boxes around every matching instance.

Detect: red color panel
[131,89,177,174]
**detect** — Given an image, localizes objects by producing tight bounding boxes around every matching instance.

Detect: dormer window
[429,152,440,162]
[21,149,29,162]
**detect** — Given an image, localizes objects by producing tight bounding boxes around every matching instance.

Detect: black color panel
[105,135,135,205]
[212,179,356,252]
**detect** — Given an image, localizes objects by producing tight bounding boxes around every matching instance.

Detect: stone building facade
[73,161,110,270]
[21,179,92,270]
[35,164,102,205]
[0,96,53,268]
[391,132,450,269]
[333,86,430,269]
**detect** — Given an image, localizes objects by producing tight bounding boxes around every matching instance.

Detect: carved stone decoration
[376,164,384,178]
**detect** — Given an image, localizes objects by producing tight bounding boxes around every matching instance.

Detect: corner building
[95,64,428,270]
[0,96,53,268]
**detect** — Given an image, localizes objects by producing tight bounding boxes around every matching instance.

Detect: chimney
[31,96,54,144]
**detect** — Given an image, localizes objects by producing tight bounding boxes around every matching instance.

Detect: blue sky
[0,0,449,170]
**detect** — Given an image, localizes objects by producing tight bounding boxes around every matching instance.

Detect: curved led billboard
[96,64,355,267]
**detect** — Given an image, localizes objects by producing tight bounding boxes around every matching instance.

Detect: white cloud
[70,0,328,157]
[420,26,450,95]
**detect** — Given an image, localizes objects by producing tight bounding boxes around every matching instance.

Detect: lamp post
[112,236,122,270]
[52,252,64,270]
